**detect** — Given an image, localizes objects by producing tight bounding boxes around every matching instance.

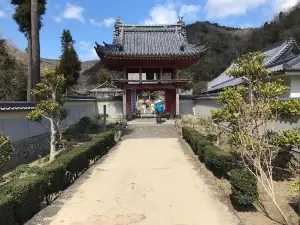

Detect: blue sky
[0,0,298,61]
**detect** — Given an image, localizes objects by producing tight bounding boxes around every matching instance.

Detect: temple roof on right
[202,38,300,94]
[95,17,206,58]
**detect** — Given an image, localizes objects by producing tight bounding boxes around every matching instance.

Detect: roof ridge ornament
[115,16,122,26]
[177,16,185,25]
[113,16,122,43]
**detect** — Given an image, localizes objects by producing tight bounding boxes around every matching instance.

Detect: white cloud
[54,3,85,23]
[89,18,115,28]
[79,41,91,50]
[143,3,202,25]
[103,18,115,27]
[273,0,298,12]
[143,3,178,24]
[80,48,98,61]
[89,18,102,27]
[205,0,299,19]
[179,5,201,21]
[0,10,4,17]
[53,16,62,23]
[205,0,268,19]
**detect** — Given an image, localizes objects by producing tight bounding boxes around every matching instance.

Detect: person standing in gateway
[155,100,164,124]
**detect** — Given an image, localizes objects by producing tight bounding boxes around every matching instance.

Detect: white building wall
[290,76,300,98]
[194,98,300,130]
[194,99,222,118]
[62,100,96,127]
[180,100,194,116]
[0,100,97,142]
[96,100,123,120]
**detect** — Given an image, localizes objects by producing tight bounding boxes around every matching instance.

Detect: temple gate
[95,17,206,120]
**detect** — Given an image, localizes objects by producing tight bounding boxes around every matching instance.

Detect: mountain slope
[185,3,300,91]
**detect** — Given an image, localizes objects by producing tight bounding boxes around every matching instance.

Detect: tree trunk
[49,117,57,161]
[31,0,41,101]
[27,33,33,102]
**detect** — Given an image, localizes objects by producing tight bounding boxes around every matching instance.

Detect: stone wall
[2,133,50,172]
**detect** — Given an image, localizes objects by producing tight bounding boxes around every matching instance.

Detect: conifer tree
[10,0,47,101]
[57,29,81,91]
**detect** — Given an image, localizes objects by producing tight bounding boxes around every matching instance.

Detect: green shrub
[88,123,102,134]
[182,126,196,143]
[77,116,92,130]
[54,148,89,178]
[7,164,43,181]
[197,139,213,161]
[40,163,67,200]
[0,176,46,224]
[206,134,218,142]
[0,133,13,168]
[230,168,259,205]
[204,146,236,177]
[0,131,115,224]
[0,194,15,225]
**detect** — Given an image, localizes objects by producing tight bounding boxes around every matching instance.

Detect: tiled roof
[204,38,300,93]
[95,18,207,57]
[89,81,122,92]
[0,101,37,111]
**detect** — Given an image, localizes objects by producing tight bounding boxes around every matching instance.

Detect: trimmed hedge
[182,126,236,177]
[182,126,212,156]
[0,131,115,225]
[182,126,259,208]
[0,176,46,225]
[196,139,214,161]
[203,145,236,177]
[0,194,16,225]
[230,168,259,205]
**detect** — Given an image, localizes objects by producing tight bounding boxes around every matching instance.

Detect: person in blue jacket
[155,100,164,124]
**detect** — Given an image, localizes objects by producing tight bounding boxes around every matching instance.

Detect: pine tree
[58,29,81,90]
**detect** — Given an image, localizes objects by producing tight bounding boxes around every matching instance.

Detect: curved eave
[94,45,206,59]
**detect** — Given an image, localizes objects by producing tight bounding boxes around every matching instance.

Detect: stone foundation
[2,133,50,173]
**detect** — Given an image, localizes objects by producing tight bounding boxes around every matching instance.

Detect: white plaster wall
[180,100,194,116]
[0,100,97,142]
[290,76,300,98]
[96,101,123,119]
[194,98,300,130]
[194,99,222,118]
[281,76,291,98]
[62,101,97,128]
[0,111,49,142]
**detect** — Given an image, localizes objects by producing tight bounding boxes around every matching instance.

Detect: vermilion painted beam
[122,83,177,90]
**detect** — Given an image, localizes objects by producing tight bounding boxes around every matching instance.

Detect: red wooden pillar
[169,89,176,119]
[126,89,132,120]
[123,68,128,119]
[123,88,126,119]
[165,90,170,114]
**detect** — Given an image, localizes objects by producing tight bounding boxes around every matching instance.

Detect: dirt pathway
[28,123,240,225]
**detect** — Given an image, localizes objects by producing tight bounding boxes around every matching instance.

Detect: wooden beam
[123,88,126,119]
[175,68,179,79]
[176,88,180,117]
[123,68,127,79]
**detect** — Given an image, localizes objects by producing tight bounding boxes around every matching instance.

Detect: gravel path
[28,123,239,225]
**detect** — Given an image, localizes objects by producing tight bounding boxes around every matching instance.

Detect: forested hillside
[186,3,300,93]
